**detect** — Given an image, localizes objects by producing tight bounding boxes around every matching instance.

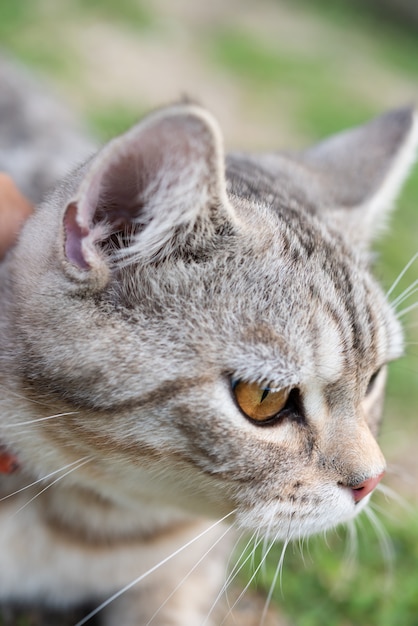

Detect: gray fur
[0,60,417,624]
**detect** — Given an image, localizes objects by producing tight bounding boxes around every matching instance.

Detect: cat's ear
[62,104,230,283]
[301,107,418,247]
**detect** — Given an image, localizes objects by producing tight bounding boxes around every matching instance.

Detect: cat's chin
[235,490,372,541]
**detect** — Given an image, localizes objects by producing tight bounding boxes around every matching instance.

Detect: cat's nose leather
[351,472,384,502]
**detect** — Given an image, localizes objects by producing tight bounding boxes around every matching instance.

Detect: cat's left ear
[301,107,418,247]
[62,104,232,283]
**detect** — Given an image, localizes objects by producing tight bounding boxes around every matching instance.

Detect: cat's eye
[232,380,290,424]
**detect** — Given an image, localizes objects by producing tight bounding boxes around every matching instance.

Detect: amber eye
[232,380,290,423]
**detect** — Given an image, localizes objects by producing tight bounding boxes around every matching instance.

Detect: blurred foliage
[73,0,153,29]
[240,506,418,626]
[86,104,144,141]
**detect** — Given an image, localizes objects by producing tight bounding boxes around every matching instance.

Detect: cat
[0,58,417,625]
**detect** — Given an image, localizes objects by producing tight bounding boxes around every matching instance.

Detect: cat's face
[4,104,416,540]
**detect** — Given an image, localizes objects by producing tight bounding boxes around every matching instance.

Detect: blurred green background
[1,0,417,624]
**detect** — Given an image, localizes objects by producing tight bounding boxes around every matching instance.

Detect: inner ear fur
[62,104,231,284]
[299,107,418,246]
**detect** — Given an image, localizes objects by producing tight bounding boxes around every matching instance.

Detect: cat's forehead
[112,202,400,391]
[212,243,396,387]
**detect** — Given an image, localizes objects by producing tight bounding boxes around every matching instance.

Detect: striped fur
[0,61,417,624]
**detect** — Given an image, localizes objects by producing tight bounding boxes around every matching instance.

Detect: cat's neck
[40,483,201,544]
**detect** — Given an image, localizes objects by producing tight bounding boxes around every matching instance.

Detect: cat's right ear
[61,104,232,287]
[300,107,418,248]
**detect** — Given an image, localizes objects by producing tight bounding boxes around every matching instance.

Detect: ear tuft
[62,104,229,277]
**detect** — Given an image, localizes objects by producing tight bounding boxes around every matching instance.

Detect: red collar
[0,447,20,474]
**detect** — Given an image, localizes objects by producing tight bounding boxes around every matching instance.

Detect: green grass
[86,104,145,141]
[208,22,416,143]
[0,2,77,78]
[290,0,418,77]
[240,509,418,626]
[0,1,35,37]
[73,0,154,30]
[211,28,327,87]
[0,0,154,79]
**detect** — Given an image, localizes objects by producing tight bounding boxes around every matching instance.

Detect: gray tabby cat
[0,59,417,625]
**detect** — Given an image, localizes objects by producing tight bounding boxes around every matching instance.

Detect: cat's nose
[351,472,384,503]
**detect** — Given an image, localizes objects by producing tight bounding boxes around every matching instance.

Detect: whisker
[220,528,249,611]
[404,320,418,330]
[260,515,294,626]
[144,523,235,626]
[227,530,260,590]
[260,511,277,581]
[397,301,418,318]
[297,527,308,567]
[74,510,236,626]
[12,457,91,517]
[341,519,358,581]
[228,531,260,599]
[260,538,290,626]
[391,279,418,308]
[250,527,261,579]
[303,529,311,555]
[0,383,65,408]
[362,507,394,580]
[224,528,247,581]
[3,411,78,428]
[220,527,281,626]
[202,530,259,626]
[322,527,331,550]
[376,483,413,512]
[0,457,91,502]
[386,251,418,298]
[369,501,405,526]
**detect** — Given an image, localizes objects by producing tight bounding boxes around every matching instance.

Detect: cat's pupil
[232,380,291,424]
[260,388,270,403]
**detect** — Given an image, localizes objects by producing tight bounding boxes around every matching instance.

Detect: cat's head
[6,103,418,539]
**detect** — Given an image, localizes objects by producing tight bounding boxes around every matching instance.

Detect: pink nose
[352,472,384,502]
